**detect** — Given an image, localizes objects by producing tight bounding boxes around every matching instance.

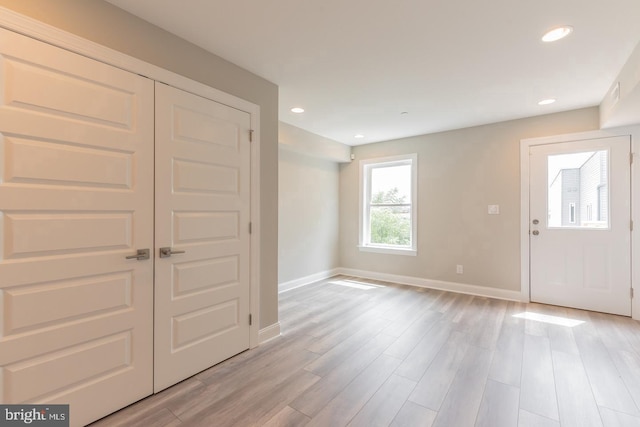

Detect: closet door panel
[0,28,154,427]
[154,82,251,392]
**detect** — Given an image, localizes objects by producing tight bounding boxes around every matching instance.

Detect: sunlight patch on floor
[329,279,384,290]
[513,311,585,327]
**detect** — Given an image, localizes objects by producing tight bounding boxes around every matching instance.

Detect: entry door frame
[0,8,262,345]
[520,127,640,320]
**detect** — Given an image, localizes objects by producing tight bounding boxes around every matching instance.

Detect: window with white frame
[359,154,417,255]
[569,203,576,224]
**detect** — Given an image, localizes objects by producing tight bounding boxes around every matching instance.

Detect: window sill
[358,245,417,256]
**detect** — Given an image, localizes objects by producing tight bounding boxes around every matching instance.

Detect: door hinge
[631,220,634,231]
[631,152,634,165]
[249,314,253,325]
[631,288,634,299]
[249,129,254,142]
[249,222,252,234]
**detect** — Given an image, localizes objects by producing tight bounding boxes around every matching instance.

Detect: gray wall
[279,149,340,285]
[340,107,600,292]
[549,172,562,227]
[561,169,580,225]
[0,0,280,328]
[580,151,607,223]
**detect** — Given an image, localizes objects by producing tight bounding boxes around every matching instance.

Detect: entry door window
[547,150,609,229]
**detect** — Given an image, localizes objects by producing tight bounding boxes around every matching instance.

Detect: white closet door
[0,29,154,426]
[154,82,251,392]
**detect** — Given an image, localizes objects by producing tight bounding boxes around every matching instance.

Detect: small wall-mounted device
[611,82,620,105]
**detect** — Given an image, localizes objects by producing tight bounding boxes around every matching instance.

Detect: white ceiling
[105,0,640,145]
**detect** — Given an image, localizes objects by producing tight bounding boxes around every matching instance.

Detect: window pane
[547,150,608,228]
[369,205,411,246]
[371,164,411,204]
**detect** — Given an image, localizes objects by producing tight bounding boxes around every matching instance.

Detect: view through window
[360,154,417,254]
[547,150,609,228]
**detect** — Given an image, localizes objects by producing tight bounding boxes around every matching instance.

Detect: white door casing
[0,27,154,427]
[154,83,252,392]
[528,136,631,315]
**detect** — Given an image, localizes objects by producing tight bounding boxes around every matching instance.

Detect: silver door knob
[532,219,539,225]
[532,230,540,236]
[125,248,150,260]
[159,247,186,258]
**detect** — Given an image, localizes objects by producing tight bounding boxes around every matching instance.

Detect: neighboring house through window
[359,154,417,255]
[547,150,608,228]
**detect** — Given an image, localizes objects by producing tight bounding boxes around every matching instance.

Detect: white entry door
[529,136,631,315]
[0,29,154,426]
[154,83,252,392]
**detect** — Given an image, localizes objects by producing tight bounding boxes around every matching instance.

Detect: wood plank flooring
[91,276,640,427]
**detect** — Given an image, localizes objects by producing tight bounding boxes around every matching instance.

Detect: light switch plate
[488,205,500,215]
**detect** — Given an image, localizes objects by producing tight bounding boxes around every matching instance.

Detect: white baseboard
[259,322,281,344]
[278,268,341,293]
[336,268,522,301]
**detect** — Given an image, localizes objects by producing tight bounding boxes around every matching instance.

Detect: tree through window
[360,154,417,255]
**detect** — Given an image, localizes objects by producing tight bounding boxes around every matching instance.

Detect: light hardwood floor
[91,276,640,427]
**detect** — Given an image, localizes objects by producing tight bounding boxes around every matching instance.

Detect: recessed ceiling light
[400,111,409,115]
[290,107,305,113]
[354,134,365,139]
[542,26,573,42]
[538,98,556,105]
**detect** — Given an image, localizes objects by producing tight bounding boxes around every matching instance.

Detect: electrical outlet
[456,264,463,274]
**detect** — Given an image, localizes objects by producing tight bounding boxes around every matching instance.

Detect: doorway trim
[520,127,640,320]
[0,7,263,344]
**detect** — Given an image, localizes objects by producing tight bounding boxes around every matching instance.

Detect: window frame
[569,202,576,224]
[359,153,418,256]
